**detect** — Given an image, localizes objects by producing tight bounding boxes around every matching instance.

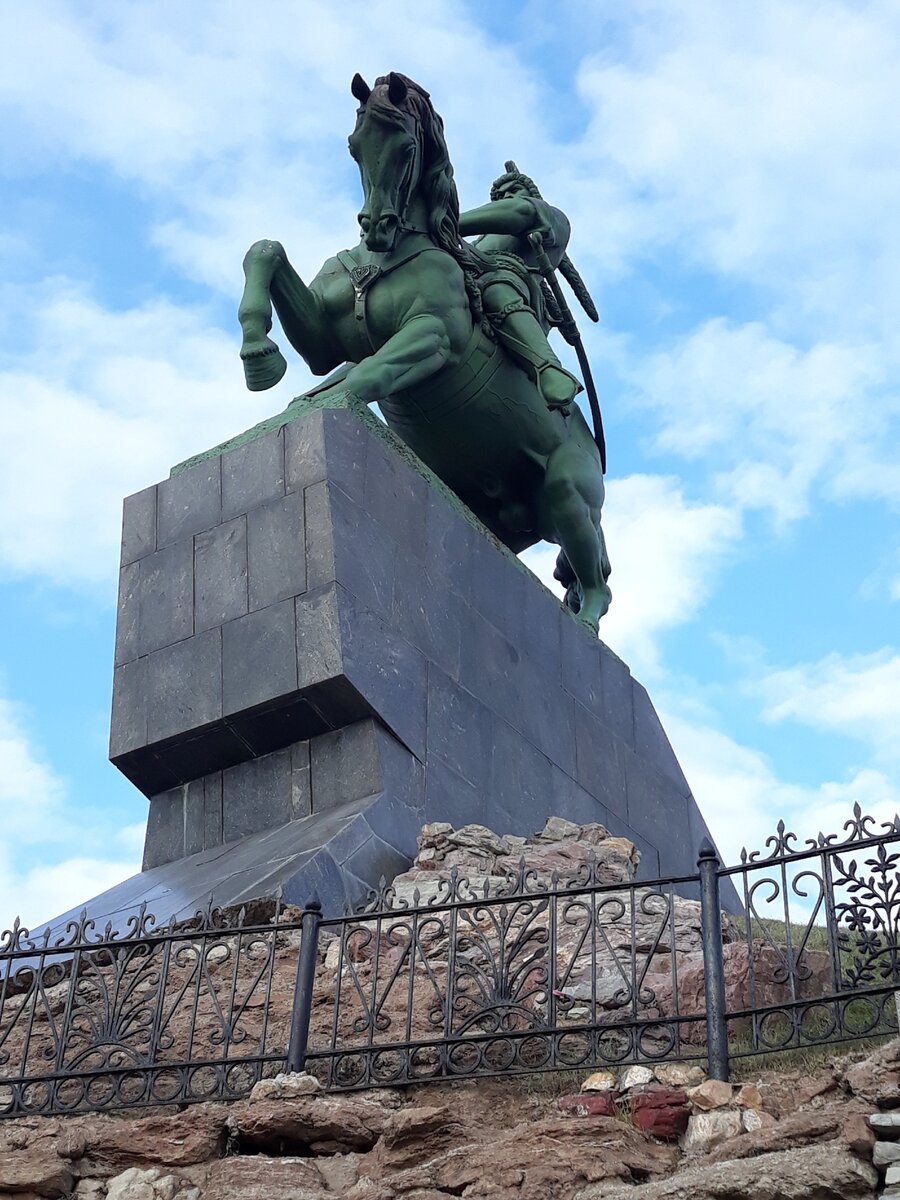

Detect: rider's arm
[459,196,543,237]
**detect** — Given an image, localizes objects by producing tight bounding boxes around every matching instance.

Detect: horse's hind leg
[238,240,289,391]
[540,441,611,632]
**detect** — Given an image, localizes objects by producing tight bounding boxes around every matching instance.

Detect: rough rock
[59,1108,228,1177]
[106,1167,200,1200]
[359,1113,675,1198]
[742,1108,777,1133]
[870,1111,900,1139]
[682,1109,743,1153]
[0,1148,73,1197]
[233,1092,392,1154]
[654,1063,706,1089]
[843,1039,900,1106]
[629,1087,690,1140]
[572,1143,878,1199]
[582,1069,618,1092]
[736,1083,763,1109]
[687,1079,733,1110]
[875,1140,900,1166]
[202,1157,326,1200]
[559,1092,618,1117]
[366,1106,463,1174]
[707,1104,870,1162]
[621,1065,654,1090]
[316,1152,361,1194]
[248,1071,323,1102]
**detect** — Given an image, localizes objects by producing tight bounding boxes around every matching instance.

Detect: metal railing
[1,804,898,1118]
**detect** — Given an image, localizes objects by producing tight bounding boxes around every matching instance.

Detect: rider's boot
[492,308,582,411]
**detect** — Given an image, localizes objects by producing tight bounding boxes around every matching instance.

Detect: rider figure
[459,165,582,412]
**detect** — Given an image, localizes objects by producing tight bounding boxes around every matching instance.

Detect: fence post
[287,896,322,1074]
[698,840,729,1081]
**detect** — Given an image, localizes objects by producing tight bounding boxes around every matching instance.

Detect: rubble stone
[248,1072,323,1102]
[559,1092,618,1117]
[621,1065,654,1090]
[687,1079,733,1110]
[581,1069,618,1092]
[682,1109,743,1153]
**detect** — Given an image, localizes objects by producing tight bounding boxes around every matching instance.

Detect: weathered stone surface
[366,1106,464,1174]
[875,1140,900,1166]
[688,1079,733,1110]
[707,1104,871,1163]
[558,1092,618,1117]
[842,1038,900,1106]
[629,1087,690,1140]
[742,1108,777,1133]
[0,1148,72,1197]
[736,1082,763,1109]
[682,1109,743,1153]
[234,1093,392,1154]
[248,1071,323,1102]
[202,1157,326,1200]
[582,1069,618,1092]
[871,1111,900,1139]
[654,1062,706,1089]
[59,1108,228,1176]
[621,1065,655,1090]
[573,1144,878,1199]
[106,1167,200,1200]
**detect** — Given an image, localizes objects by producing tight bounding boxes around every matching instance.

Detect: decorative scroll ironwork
[1,807,898,1115]
[0,899,297,1118]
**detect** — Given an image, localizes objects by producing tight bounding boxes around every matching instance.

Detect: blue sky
[1,0,898,931]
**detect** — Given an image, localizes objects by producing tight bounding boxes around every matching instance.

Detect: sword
[528,229,606,473]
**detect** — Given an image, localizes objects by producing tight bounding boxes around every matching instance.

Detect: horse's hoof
[241,338,288,391]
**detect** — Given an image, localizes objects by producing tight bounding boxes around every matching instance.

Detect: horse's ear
[351,73,371,104]
[387,71,408,106]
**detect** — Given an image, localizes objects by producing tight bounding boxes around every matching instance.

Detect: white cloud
[755,648,900,764]
[0,691,141,931]
[0,281,303,587]
[523,472,740,676]
[660,705,900,870]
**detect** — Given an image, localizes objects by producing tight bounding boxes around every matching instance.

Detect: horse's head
[348,71,432,253]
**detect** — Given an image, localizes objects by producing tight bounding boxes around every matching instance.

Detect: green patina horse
[238,71,611,629]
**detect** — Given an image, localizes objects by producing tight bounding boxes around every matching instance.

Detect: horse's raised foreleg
[239,240,337,391]
[541,440,611,633]
[342,314,451,403]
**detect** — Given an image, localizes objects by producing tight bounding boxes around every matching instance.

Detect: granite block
[310,721,385,813]
[222,427,285,519]
[183,778,205,857]
[424,759,486,829]
[323,407,369,504]
[146,627,222,744]
[284,407,327,494]
[490,720,554,838]
[573,700,629,821]
[393,555,462,680]
[157,457,221,547]
[426,668,495,796]
[304,480,336,591]
[296,584,343,686]
[560,618,604,712]
[342,831,411,891]
[632,682,690,792]
[203,774,223,849]
[291,741,311,819]
[153,724,251,785]
[423,485,478,595]
[624,751,692,878]
[248,490,306,611]
[222,748,293,843]
[109,657,148,758]
[194,517,248,634]
[600,647,635,746]
[363,430,428,552]
[223,598,297,716]
[138,539,194,656]
[330,483,395,618]
[143,787,184,870]
[338,590,427,760]
[114,560,140,666]
[121,485,157,564]
[230,694,326,758]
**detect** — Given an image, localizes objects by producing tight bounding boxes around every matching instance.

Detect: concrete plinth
[46,399,734,934]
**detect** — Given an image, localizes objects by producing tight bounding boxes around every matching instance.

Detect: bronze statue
[238,72,611,630]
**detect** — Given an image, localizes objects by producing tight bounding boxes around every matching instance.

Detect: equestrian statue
[238,72,611,630]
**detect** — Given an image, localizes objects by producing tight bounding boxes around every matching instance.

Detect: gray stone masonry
[96,400,739,926]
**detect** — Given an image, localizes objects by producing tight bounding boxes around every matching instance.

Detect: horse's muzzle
[361,212,399,252]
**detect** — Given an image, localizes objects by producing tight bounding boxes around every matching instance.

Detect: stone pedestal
[52,400,733,932]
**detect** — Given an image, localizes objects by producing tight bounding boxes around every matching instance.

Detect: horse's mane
[371,74,487,327]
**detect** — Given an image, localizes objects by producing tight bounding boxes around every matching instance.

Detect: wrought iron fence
[1,805,898,1118]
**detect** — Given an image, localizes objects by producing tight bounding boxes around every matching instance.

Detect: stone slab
[108,401,737,914]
